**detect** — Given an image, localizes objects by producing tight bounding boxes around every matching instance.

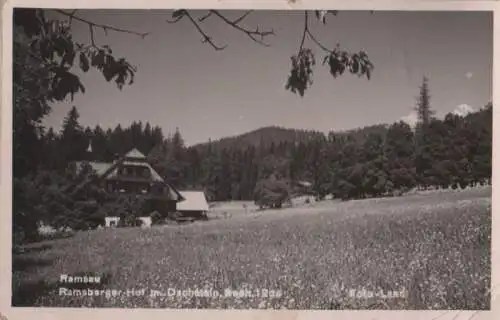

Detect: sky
[43,10,493,146]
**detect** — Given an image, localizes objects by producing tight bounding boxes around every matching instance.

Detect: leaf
[91,49,105,68]
[286,49,316,97]
[53,37,66,57]
[322,55,329,65]
[102,45,112,55]
[79,52,89,72]
[79,82,86,94]
[350,57,359,74]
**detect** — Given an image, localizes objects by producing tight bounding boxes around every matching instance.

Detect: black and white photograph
[3,1,494,315]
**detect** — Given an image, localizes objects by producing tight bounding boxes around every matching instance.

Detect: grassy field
[12,187,491,309]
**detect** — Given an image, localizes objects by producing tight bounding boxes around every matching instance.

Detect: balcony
[106,180,165,198]
[115,165,153,182]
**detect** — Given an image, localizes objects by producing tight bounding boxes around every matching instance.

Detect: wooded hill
[31,103,492,202]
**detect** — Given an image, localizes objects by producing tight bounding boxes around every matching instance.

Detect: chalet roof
[177,191,209,211]
[106,161,164,182]
[74,161,113,176]
[125,148,146,159]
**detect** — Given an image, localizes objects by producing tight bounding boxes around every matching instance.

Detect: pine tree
[130,121,143,152]
[110,124,124,156]
[151,126,165,149]
[171,127,185,156]
[93,125,111,161]
[413,77,436,189]
[41,127,59,170]
[60,106,87,165]
[415,76,435,129]
[165,128,187,188]
[143,122,154,155]
[61,106,82,137]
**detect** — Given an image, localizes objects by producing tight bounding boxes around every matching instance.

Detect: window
[152,185,164,195]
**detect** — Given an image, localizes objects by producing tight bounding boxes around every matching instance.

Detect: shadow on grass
[14,244,53,255]
[12,256,54,272]
[17,231,76,246]
[12,280,59,306]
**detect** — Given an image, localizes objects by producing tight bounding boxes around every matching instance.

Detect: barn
[176,191,210,220]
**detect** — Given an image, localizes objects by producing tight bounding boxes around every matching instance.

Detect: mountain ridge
[189,123,390,151]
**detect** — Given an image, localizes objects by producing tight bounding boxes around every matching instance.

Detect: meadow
[12,187,491,309]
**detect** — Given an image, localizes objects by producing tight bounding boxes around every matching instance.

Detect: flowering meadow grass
[12,187,491,309]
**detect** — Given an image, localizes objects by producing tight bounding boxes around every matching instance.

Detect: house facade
[73,148,183,220]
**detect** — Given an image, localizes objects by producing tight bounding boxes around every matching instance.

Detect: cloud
[452,104,475,117]
[400,104,475,128]
[465,72,473,79]
[400,111,418,127]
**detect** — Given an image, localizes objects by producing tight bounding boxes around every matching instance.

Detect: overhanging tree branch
[298,11,308,52]
[53,9,150,40]
[166,10,227,50]
[29,8,373,100]
[185,11,228,51]
[286,10,374,97]
[298,10,334,54]
[88,24,96,47]
[198,11,213,22]
[208,10,275,46]
[167,9,274,49]
[233,10,253,24]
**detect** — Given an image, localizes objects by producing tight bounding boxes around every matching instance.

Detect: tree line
[35,90,492,205]
[39,106,165,171]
